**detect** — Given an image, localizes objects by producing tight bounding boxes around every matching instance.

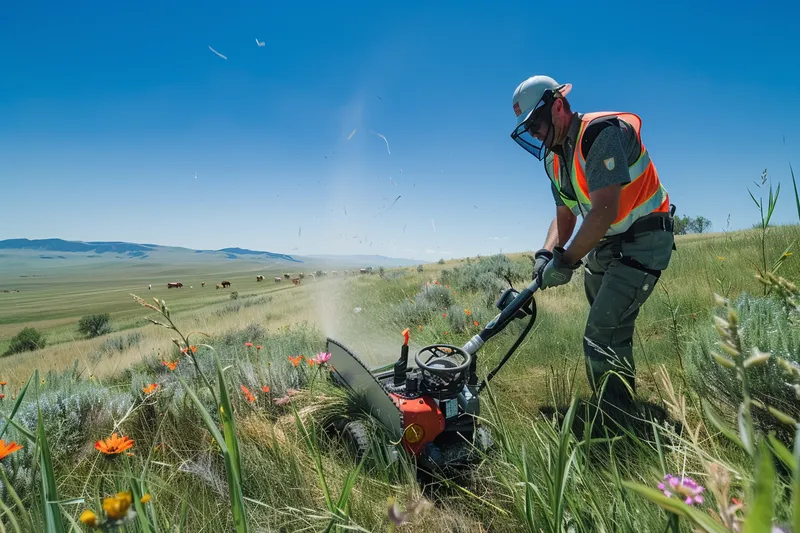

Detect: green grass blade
[213,350,248,533]
[177,374,247,533]
[622,482,729,533]
[702,399,745,450]
[0,467,32,532]
[792,424,800,533]
[742,441,775,533]
[767,434,796,472]
[0,496,22,533]
[34,371,67,533]
[0,373,33,440]
[789,162,800,222]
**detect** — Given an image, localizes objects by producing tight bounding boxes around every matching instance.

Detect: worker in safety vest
[510,75,675,415]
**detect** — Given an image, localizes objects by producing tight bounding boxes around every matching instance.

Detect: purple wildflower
[657,474,705,506]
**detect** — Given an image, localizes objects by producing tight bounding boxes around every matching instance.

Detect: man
[510,75,675,414]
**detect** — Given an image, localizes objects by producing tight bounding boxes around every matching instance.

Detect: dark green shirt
[549,113,642,207]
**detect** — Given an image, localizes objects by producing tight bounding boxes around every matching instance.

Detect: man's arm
[561,184,620,265]
[543,206,578,250]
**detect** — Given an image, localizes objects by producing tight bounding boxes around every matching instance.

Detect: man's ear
[551,97,563,116]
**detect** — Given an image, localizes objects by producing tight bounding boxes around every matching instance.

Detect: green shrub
[417,284,454,308]
[685,292,800,435]
[4,327,46,355]
[440,254,528,296]
[438,258,446,265]
[230,291,239,300]
[77,313,112,338]
[417,264,423,272]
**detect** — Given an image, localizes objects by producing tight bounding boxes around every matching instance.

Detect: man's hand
[533,248,552,283]
[539,247,581,289]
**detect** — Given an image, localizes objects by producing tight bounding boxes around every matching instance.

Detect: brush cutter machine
[327,278,540,471]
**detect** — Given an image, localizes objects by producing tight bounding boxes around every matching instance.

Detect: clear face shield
[510,92,555,161]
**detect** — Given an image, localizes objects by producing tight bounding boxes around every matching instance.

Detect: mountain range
[0,238,422,268]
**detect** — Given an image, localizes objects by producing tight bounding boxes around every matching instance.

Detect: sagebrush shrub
[685,292,800,434]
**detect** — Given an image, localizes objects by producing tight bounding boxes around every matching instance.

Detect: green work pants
[582,217,675,411]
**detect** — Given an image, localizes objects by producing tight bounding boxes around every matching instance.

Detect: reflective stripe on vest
[547,112,669,236]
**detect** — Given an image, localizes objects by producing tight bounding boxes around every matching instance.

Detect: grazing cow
[331,271,338,276]
[221,281,231,288]
[167,282,183,289]
[274,276,282,283]
[291,278,301,286]
[149,284,152,290]
[298,273,305,280]
[201,282,206,288]
[216,283,222,290]
[359,268,367,274]
[283,273,290,280]
[256,275,264,282]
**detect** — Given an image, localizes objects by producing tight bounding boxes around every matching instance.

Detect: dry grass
[0,278,353,385]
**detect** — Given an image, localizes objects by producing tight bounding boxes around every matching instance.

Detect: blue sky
[1,0,798,261]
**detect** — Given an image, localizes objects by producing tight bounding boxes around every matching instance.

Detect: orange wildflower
[307,358,316,367]
[161,360,178,371]
[95,433,134,456]
[0,440,23,460]
[0,381,6,386]
[474,321,479,327]
[434,281,440,285]
[464,309,471,316]
[245,342,253,348]
[0,394,4,400]
[418,325,423,331]
[188,345,197,354]
[442,313,447,318]
[256,345,262,351]
[142,383,158,394]
[288,355,303,367]
[240,385,255,403]
[261,385,270,393]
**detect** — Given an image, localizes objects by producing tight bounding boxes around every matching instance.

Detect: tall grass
[2,223,800,531]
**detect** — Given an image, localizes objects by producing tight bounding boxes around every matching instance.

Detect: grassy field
[1,225,799,532]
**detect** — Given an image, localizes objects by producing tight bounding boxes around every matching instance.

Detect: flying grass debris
[208,46,227,60]
[347,129,357,141]
[255,38,265,47]
[372,131,391,155]
[389,177,397,187]
[389,195,401,209]
[432,219,436,232]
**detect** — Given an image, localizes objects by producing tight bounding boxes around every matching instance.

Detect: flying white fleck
[372,131,391,155]
[389,177,397,187]
[208,46,228,60]
[431,219,436,232]
[347,129,357,141]
[255,38,265,47]
[194,172,198,180]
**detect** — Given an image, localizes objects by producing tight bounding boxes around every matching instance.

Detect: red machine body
[389,393,445,455]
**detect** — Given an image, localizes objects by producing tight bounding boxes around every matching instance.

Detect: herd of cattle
[154,267,375,291]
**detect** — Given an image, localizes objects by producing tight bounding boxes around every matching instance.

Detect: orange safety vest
[544,112,670,236]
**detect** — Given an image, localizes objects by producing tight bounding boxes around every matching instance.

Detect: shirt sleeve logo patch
[604,157,616,171]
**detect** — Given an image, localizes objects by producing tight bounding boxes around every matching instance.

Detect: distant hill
[0,238,420,269]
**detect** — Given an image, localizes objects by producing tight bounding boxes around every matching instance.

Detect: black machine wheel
[342,421,370,462]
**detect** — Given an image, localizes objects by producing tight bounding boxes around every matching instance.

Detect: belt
[605,213,674,277]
